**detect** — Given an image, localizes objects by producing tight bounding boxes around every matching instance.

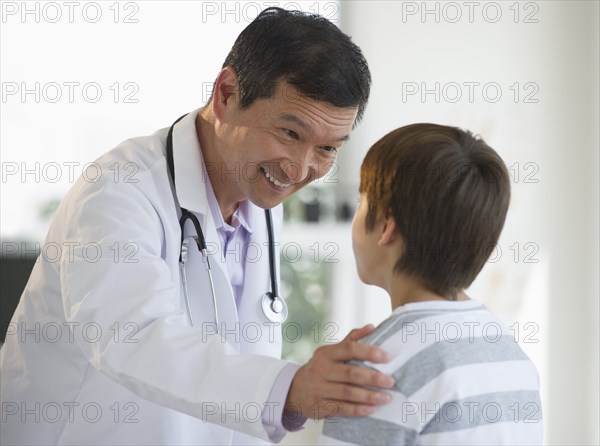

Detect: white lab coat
[0,110,292,445]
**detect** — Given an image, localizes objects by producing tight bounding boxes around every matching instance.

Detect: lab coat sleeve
[58,160,289,442]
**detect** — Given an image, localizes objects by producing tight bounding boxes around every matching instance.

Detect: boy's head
[352,123,511,300]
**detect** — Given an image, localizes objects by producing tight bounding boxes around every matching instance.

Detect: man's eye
[321,146,338,154]
[283,129,299,139]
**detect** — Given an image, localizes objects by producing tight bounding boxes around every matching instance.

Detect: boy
[319,124,543,445]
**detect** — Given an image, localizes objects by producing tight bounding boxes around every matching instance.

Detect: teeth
[263,168,291,189]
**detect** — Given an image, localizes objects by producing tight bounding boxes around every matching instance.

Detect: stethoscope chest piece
[262,292,288,323]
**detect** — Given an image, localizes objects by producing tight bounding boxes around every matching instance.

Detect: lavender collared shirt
[204,174,306,441]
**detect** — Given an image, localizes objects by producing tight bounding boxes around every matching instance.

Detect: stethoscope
[166,114,288,330]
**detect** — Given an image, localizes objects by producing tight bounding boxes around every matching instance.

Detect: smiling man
[1,7,394,446]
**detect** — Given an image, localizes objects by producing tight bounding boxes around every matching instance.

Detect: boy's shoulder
[357,299,539,395]
[325,300,543,445]
[361,299,492,350]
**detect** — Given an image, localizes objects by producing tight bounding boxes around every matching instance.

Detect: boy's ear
[377,211,400,247]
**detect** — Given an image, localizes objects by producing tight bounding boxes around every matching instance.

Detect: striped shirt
[319,299,543,445]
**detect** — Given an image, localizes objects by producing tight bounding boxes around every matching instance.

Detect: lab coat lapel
[171,110,239,351]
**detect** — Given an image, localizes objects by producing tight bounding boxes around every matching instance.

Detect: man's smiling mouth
[261,167,292,189]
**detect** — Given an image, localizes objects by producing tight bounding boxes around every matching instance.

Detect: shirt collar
[204,165,254,235]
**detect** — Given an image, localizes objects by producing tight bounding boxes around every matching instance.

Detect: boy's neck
[385,274,470,310]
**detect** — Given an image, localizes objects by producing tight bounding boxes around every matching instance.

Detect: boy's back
[320,299,543,445]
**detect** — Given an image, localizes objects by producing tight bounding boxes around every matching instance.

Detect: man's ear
[378,212,400,247]
[212,67,239,120]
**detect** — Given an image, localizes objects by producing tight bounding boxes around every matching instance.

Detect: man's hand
[284,324,395,420]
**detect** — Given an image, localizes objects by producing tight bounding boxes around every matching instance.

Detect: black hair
[219,7,371,124]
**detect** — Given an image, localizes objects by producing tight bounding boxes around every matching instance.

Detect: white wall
[1,1,247,239]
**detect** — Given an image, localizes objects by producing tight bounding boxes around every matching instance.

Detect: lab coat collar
[171,109,210,216]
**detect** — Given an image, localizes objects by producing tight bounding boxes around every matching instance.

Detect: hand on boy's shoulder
[285,324,395,419]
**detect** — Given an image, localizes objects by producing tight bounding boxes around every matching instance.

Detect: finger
[345,324,375,342]
[322,338,389,364]
[319,400,377,418]
[322,382,392,407]
[327,363,395,388]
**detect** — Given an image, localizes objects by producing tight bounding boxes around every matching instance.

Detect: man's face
[214,81,358,209]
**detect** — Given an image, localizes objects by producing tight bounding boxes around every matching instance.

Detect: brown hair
[360,124,510,299]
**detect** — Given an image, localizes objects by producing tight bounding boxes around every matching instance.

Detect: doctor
[0,7,395,445]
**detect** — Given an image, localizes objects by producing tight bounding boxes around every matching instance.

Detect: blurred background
[1,1,598,444]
